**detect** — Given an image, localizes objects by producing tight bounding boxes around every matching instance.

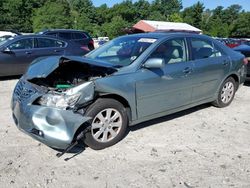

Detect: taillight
[81,46,90,51]
[89,39,94,46]
[88,39,94,50]
[243,58,248,65]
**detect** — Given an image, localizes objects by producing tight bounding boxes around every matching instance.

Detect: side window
[36,38,66,48]
[8,38,33,50]
[191,39,215,60]
[58,32,72,40]
[213,43,224,57]
[150,38,187,64]
[72,32,87,39]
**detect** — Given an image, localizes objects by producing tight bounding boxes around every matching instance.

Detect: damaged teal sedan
[11,33,247,153]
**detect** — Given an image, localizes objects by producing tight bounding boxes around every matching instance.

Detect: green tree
[133,0,151,21]
[0,0,7,29]
[148,11,167,21]
[32,0,72,32]
[231,12,250,37]
[151,0,182,19]
[95,4,109,25]
[182,1,204,29]
[102,16,130,39]
[108,1,137,23]
[2,0,45,32]
[222,4,242,25]
[200,9,212,35]
[208,18,229,37]
[168,13,183,22]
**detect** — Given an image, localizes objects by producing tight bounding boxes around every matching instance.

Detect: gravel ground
[0,78,250,188]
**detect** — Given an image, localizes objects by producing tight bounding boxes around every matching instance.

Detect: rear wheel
[88,43,94,51]
[213,77,236,108]
[84,98,128,150]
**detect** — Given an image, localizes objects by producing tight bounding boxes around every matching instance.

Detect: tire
[88,44,94,51]
[83,98,128,150]
[212,77,236,108]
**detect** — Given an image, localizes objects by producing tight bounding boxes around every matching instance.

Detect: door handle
[25,51,32,55]
[183,67,192,74]
[54,49,60,53]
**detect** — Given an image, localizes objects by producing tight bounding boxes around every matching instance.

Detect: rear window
[72,32,87,39]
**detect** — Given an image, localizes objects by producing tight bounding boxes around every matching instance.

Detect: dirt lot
[0,78,250,188]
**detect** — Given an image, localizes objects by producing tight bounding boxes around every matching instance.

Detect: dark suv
[38,29,94,51]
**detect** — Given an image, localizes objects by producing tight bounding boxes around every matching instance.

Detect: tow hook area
[56,126,91,158]
[29,128,44,137]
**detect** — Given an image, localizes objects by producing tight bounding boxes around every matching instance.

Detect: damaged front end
[11,56,117,149]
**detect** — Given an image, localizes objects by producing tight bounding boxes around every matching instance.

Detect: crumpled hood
[25,56,117,80]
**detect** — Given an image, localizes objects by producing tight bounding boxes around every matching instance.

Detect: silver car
[11,33,247,151]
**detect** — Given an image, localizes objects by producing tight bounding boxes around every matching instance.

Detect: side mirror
[2,47,13,54]
[144,58,165,69]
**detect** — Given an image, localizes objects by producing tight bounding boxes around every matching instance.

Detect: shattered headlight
[37,81,95,109]
[37,93,81,109]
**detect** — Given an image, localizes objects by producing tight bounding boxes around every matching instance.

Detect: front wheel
[213,77,236,108]
[84,98,128,150]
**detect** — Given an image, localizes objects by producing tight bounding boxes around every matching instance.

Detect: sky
[92,0,250,11]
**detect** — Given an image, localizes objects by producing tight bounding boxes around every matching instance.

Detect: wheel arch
[97,93,132,123]
[72,93,132,143]
[226,73,239,90]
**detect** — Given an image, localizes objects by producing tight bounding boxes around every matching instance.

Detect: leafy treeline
[0,0,249,38]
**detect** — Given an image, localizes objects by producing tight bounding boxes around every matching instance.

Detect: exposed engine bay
[28,58,117,90]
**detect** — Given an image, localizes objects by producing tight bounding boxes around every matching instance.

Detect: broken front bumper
[11,79,90,149]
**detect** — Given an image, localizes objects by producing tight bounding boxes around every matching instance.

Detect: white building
[129,20,202,34]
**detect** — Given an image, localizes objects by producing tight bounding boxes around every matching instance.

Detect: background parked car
[216,38,250,49]
[0,31,21,37]
[0,35,88,77]
[38,29,95,51]
[233,44,250,81]
[0,35,13,43]
[0,31,22,43]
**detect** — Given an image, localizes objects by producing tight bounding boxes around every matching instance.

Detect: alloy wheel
[221,81,234,104]
[91,108,122,143]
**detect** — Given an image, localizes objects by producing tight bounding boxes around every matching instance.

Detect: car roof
[10,34,68,40]
[120,32,211,40]
[41,29,88,33]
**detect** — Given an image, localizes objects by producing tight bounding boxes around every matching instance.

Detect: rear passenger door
[34,37,67,58]
[188,37,231,102]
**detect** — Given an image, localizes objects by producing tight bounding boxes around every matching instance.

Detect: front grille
[14,80,36,101]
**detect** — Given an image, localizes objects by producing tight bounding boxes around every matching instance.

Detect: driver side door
[135,38,194,118]
[0,38,35,76]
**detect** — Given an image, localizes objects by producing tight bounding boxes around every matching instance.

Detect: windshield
[0,36,15,46]
[86,36,157,67]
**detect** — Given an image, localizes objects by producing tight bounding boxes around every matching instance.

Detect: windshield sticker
[138,38,157,43]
